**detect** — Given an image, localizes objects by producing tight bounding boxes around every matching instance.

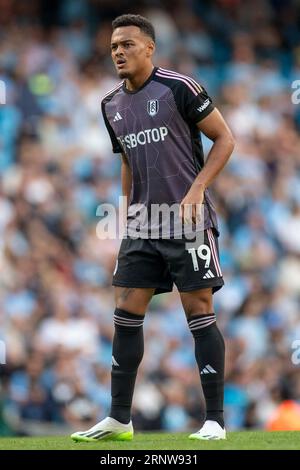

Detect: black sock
[188,313,225,428]
[109,308,144,424]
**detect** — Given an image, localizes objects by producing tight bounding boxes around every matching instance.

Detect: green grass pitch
[0,431,299,450]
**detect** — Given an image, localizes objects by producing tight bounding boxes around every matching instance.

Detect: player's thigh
[114,286,155,315]
[113,237,172,307]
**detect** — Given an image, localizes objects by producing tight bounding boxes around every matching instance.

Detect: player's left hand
[179,184,205,225]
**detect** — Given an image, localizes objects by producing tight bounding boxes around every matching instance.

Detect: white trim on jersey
[101,81,123,101]
[158,67,203,93]
[156,71,199,96]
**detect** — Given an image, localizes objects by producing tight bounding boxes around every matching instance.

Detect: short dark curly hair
[112,14,155,43]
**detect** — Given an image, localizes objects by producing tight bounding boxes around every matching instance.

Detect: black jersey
[101,67,218,238]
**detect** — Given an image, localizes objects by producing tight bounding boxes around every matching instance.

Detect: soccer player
[71,14,234,442]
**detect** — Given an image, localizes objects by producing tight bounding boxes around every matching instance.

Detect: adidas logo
[112,356,119,367]
[113,112,122,122]
[203,270,215,279]
[200,364,217,375]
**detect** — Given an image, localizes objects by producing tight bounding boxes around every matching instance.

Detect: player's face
[111,26,154,79]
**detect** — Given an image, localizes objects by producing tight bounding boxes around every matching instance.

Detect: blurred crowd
[1,0,300,435]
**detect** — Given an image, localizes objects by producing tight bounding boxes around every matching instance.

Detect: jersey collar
[122,67,158,94]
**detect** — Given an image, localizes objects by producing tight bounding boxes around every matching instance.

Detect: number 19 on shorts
[187,245,211,272]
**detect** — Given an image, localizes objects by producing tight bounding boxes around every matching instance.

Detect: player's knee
[115,299,147,315]
[115,288,151,315]
[183,293,213,318]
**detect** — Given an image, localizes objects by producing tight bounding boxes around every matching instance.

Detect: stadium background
[0,0,300,436]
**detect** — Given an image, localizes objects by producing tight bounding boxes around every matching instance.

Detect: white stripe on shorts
[207,228,222,277]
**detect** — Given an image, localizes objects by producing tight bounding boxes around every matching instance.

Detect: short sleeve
[101,101,123,154]
[177,80,214,125]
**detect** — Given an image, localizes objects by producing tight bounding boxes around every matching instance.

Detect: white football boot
[71,417,133,442]
[189,420,226,440]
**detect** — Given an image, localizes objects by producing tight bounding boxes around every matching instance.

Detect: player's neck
[125,64,154,91]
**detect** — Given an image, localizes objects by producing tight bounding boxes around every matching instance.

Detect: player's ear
[146,40,155,57]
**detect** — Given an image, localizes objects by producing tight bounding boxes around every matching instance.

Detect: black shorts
[113,228,224,295]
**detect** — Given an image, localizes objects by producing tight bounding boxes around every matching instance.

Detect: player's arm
[194,108,235,188]
[121,152,132,214]
[180,108,235,224]
[101,100,132,212]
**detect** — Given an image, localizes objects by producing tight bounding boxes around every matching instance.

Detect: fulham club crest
[147,99,159,116]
